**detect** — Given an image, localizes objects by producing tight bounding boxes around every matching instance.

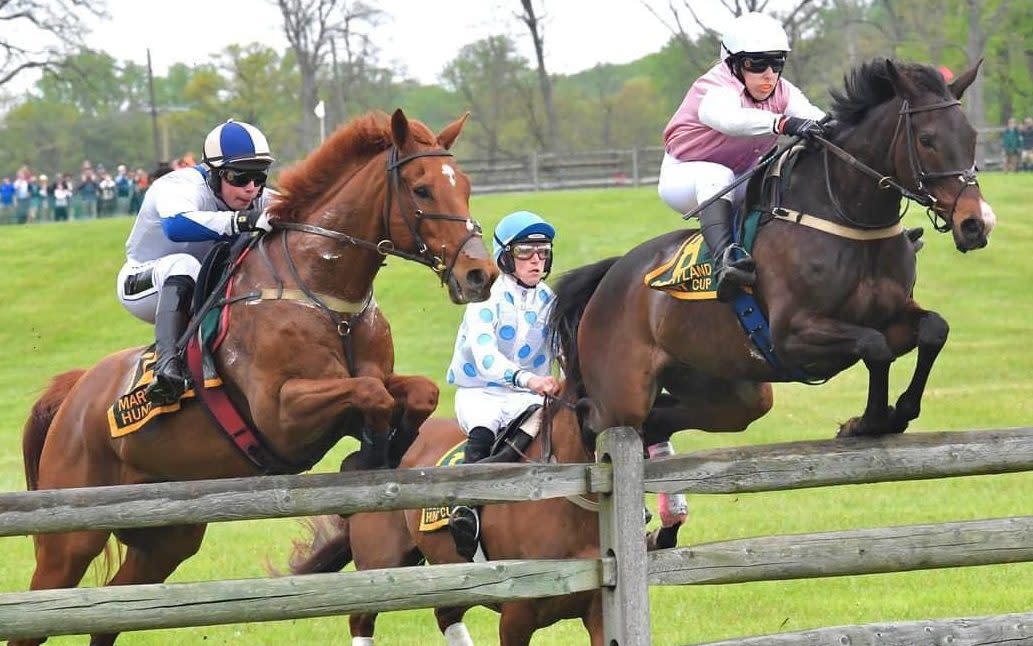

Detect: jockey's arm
[153,173,273,242]
[698,86,784,137]
[459,303,527,389]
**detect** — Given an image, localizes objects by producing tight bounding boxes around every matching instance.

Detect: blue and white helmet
[492,210,556,265]
[202,120,275,170]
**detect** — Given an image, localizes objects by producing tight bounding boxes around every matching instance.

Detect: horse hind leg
[8,530,112,646]
[83,525,206,646]
[436,607,474,645]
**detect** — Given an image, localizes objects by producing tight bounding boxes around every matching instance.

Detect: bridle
[816,97,979,232]
[273,145,483,284]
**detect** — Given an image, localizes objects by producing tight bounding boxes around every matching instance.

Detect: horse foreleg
[888,309,949,433]
[273,376,397,468]
[498,602,538,646]
[383,374,439,465]
[383,374,439,430]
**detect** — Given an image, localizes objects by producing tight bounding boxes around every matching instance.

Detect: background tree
[0,0,106,86]
[442,35,531,161]
[517,0,559,151]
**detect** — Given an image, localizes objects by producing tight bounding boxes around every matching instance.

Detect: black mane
[828,59,950,127]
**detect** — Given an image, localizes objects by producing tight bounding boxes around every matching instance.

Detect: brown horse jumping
[286,395,627,646]
[550,60,996,450]
[15,109,498,646]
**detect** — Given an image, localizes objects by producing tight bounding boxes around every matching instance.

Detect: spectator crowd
[0,154,199,226]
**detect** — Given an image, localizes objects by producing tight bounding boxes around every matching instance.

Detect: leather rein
[813,97,978,233]
[273,146,483,281]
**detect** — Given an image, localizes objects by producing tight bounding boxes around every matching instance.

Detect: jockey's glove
[777,116,825,139]
[233,209,273,234]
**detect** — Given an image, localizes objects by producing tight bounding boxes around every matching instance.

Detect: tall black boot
[145,275,195,406]
[461,426,495,464]
[449,426,495,560]
[698,199,755,302]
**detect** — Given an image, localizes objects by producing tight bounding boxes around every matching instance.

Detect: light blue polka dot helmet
[492,210,556,274]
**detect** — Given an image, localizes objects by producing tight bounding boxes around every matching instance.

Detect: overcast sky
[82,0,714,84]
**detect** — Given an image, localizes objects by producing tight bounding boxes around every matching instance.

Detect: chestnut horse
[285,395,628,646]
[550,60,996,449]
[15,110,498,646]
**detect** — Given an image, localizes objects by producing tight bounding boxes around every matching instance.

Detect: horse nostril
[466,269,487,290]
[961,217,983,238]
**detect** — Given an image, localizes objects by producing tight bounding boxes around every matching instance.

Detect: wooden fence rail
[3,427,1029,537]
[2,426,1032,644]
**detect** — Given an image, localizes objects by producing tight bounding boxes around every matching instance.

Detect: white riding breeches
[116,253,202,323]
[454,387,544,436]
[657,153,746,216]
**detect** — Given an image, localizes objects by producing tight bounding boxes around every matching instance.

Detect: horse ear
[884,59,918,99]
[436,112,470,150]
[949,60,981,99]
[390,108,410,148]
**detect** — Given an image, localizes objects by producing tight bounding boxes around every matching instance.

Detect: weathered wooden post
[598,425,649,645]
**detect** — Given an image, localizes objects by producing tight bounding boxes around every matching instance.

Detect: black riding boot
[461,426,495,464]
[449,426,495,560]
[698,199,755,302]
[145,275,195,406]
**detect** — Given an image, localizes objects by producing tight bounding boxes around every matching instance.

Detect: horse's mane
[270,111,440,222]
[828,59,951,127]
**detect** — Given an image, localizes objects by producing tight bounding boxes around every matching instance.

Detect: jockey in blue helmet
[446,210,560,559]
[117,119,277,406]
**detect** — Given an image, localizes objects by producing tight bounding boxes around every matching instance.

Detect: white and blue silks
[447,273,556,434]
[116,165,274,323]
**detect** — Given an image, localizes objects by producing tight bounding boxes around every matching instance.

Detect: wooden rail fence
[2,426,1033,644]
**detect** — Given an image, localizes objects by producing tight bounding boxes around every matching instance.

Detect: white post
[314,100,326,143]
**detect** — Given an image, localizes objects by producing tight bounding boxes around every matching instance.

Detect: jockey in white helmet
[657,11,826,302]
[117,119,277,406]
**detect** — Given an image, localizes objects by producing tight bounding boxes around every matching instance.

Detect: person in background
[36,174,52,222]
[115,164,132,214]
[1002,118,1023,173]
[117,119,276,406]
[1021,116,1033,172]
[658,11,826,303]
[0,177,14,224]
[53,175,73,222]
[129,167,150,214]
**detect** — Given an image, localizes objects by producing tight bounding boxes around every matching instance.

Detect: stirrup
[145,374,186,406]
[449,506,480,561]
[723,245,755,272]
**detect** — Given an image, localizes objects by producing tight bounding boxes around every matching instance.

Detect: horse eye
[414,186,431,199]
[918,134,935,148]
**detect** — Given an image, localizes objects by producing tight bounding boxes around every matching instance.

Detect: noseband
[274,145,483,284]
[817,97,978,232]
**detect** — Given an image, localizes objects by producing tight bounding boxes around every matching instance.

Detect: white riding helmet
[202,120,275,170]
[720,12,791,60]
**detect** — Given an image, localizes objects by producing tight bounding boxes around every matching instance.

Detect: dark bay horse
[15,109,498,646]
[550,60,996,448]
[286,396,626,646]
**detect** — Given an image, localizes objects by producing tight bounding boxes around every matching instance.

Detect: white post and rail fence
[2,426,1033,644]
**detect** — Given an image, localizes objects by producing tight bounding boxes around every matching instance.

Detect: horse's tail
[279,515,354,575]
[23,369,85,491]
[549,256,620,395]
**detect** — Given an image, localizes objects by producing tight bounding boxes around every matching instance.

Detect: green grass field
[1,175,1031,645]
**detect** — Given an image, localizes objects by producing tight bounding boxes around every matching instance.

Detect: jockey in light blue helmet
[492,210,556,275]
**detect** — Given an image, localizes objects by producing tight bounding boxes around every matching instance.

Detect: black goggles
[739,54,786,74]
[220,168,268,187]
